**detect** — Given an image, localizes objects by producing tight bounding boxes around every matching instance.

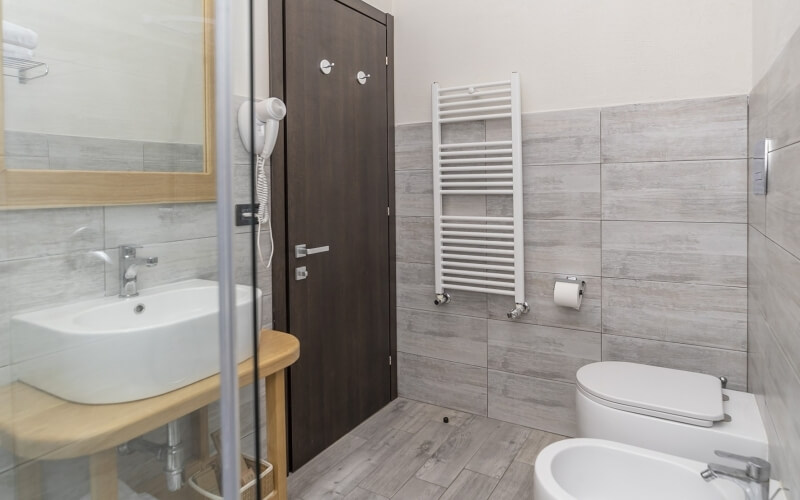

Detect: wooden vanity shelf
[0,329,299,500]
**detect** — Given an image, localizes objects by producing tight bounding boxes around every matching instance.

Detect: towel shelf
[3,56,49,84]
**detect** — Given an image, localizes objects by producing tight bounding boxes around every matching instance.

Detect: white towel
[3,42,34,60]
[3,21,38,50]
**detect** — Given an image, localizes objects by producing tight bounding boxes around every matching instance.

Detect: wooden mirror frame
[0,0,216,208]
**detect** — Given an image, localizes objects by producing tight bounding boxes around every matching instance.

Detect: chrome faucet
[701,450,771,500]
[119,245,158,298]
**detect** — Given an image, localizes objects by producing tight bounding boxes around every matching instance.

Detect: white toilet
[575,361,768,465]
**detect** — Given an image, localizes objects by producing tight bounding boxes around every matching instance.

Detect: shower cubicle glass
[0,0,267,498]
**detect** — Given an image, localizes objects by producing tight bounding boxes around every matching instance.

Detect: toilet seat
[576,362,725,427]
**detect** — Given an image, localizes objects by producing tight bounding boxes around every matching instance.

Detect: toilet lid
[576,362,724,424]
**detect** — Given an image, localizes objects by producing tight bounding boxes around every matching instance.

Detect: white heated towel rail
[431,73,529,319]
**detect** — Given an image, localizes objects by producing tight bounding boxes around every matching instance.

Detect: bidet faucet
[119,245,158,298]
[701,450,771,500]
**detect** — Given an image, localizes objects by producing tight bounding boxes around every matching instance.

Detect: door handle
[295,244,330,258]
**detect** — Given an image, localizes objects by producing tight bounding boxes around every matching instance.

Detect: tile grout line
[397,213,750,225]
[599,108,604,361]
[397,260,748,289]
[745,96,751,392]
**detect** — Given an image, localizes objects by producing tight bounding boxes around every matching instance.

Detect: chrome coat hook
[320,59,335,75]
[357,71,371,85]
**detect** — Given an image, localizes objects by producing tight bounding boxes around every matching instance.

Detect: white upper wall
[752,0,800,84]
[393,0,752,124]
[233,0,270,99]
[364,0,393,14]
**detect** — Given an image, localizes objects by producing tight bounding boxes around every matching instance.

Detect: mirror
[0,0,216,207]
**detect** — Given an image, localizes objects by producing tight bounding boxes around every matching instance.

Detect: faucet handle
[120,244,143,257]
[714,450,771,482]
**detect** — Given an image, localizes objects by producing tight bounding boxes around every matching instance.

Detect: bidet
[533,438,787,500]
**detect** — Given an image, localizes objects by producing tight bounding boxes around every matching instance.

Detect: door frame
[267,0,397,465]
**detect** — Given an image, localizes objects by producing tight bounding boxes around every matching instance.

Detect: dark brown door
[284,0,391,469]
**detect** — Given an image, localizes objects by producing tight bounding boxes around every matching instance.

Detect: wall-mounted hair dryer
[237,97,286,270]
[237,97,286,158]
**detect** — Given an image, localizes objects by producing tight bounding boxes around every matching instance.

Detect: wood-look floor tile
[359,421,454,498]
[514,429,566,466]
[345,487,389,500]
[288,434,368,495]
[416,415,497,487]
[298,428,410,499]
[393,477,446,500]
[488,461,535,500]
[465,421,530,479]
[439,470,499,500]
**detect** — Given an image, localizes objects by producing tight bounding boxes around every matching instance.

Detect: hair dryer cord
[255,155,273,270]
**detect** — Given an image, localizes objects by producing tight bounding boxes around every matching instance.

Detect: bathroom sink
[534,438,786,500]
[11,279,261,404]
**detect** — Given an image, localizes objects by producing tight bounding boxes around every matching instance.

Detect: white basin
[534,438,786,500]
[11,279,261,404]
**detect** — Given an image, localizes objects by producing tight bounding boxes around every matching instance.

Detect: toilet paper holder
[555,276,586,296]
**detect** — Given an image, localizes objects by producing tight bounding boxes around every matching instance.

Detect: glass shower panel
[0,0,262,498]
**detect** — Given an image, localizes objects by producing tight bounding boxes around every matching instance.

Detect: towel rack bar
[440,174,514,180]
[441,239,515,247]
[441,284,517,296]
[439,104,511,117]
[443,276,516,288]
[443,269,516,280]
[438,88,511,101]
[440,166,513,172]
[441,246,514,255]
[439,96,512,108]
[440,149,513,157]
[441,189,513,195]
[441,215,514,222]
[440,140,512,149]
[442,253,515,263]
[439,112,512,124]
[440,157,512,164]
[441,223,514,230]
[441,230,514,238]
[438,80,511,92]
[443,261,516,271]
[442,237,514,248]
[442,182,513,188]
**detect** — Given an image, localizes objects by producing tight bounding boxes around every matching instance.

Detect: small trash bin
[188,456,275,500]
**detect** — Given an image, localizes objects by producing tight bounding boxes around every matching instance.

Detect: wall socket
[235,203,260,226]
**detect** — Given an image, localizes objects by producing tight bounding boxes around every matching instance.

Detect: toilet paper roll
[554,280,583,310]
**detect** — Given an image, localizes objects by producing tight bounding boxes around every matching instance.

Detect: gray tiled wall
[395,94,748,436]
[748,23,800,494]
[0,96,271,499]
[4,131,204,172]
